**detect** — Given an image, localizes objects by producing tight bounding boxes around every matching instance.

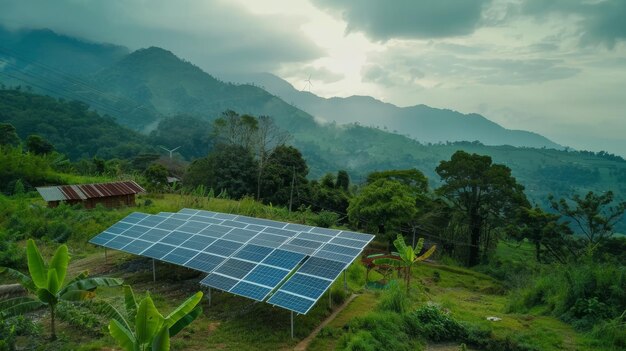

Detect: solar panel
[278,273,331,300]
[297,257,345,280]
[90,208,375,315]
[201,273,239,291]
[214,258,257,279]
[234,244,274,263]
[185,253,224,272]
[244,265,290,287]
[230,281,272,301]
[267,291,315,315]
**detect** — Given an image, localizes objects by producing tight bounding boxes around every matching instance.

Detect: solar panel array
[90,208,374,314]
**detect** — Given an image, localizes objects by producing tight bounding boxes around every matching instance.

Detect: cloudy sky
[1,0,625,156]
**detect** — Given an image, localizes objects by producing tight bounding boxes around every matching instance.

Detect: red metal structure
[36,181,145,209]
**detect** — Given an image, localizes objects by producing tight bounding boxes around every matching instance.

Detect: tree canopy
[436,150,528,266]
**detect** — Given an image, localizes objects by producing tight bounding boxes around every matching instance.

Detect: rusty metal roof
[36,181,145,202]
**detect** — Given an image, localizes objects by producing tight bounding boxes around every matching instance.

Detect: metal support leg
[290,311,294,339]
[343,270,347,292]
[208,287,212,307]
[152,259,156,283]
[104,248,108,264]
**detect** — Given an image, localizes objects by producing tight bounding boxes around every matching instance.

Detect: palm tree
[374,234,436,294]
[108,285,203,351]
[0,239,122,340]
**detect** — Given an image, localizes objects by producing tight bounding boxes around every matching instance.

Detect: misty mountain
[0,27,624,233]
[227,73,561,149]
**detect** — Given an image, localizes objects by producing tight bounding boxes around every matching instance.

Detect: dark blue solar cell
[104,235,133,249]
[222,228,257,243]
[262,227,297,237]
[185,253,224,272]
[288,238,323,249]
[194,210,218,217]
[279,273,331,300]
[313,250,354,264]
[178,208,199,215]
[296,232,333,243]
[250,233,289,245]
[203,239,242,257]
[321,243,361,257]
[284,223,313,232]
[122,240,153,254]
[310,227,340,236]
[243,224,265,232]
[180,235,215,251]
[214,258,256,279]
[230,281,271,301]
[330,237,366,249]
[89,232,116,245]
[220,220,248,228]
[337,231,373,242]
[214,212,238,220]
[234,244,274,263]
[188,215,223,225]
[176,221,210,234]
[278,243,316,255]
[155,218,186,231]
[234,216,285,228]
[120,212,150,224]
[262,249,305,269]
[142,243,175,259]
[106,222,133,235]
[244,265,289,287]
[298,257,345,280]
[170,213,192,220]
[201,273,239,291]
[160,231,194,246]
[162,247,197,265]
[138,228,170,242]
[137,216,166,227]
[267,291,315,314]
[123,225,150,239]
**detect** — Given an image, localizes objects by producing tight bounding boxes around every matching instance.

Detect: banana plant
[0,239,123,340]
[109,285,203,351]
[374,234,436,294]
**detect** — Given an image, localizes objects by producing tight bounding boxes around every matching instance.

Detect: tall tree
[259,145,308,206]
[254,115,290,200]
[348,179,417,236]
[436,151,528,266]
[366,169,428,194]
[184,144,257,199]
[25,134,54,155]
[515,206,573,263]
[336,170,350,192]
[549,191,626,246]
[212,110,259,151]
[0,123,20,146]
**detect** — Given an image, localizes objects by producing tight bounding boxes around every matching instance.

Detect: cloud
[311,0,492,41]
[0,0,324,73]
[364,46,580,87]
[522,0,626,48]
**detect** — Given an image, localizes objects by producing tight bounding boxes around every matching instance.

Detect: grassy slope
[2,194,609,351]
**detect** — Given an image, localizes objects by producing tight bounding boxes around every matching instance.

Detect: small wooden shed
[36,181,145,209]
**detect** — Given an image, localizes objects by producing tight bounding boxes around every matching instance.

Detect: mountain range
[226,72,561,149]
[0,27,624,231]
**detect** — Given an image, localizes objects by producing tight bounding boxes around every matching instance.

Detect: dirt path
[293,294,359,351]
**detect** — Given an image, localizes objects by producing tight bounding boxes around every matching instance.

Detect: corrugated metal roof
[36,181,145,202]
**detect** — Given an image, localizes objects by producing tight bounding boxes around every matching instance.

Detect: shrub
[377,281,409,314]
[404,304,466,342]
[342,313,411,351]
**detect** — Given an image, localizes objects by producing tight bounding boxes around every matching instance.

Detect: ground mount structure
[90,208,374,316]
[36,181,145,209]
